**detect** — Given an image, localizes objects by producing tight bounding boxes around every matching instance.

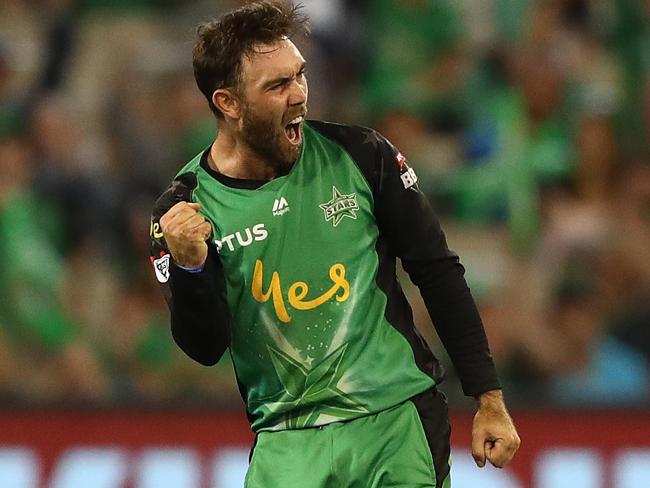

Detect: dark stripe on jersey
[373,237,445,383]
[411,387,452,488]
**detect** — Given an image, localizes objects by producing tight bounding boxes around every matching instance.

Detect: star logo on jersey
[319,186,359,227]
[264,343,368,429]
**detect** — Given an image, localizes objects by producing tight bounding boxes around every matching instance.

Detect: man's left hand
[471,389,520,469]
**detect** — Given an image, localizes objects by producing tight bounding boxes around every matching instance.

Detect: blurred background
[0,0,648,487]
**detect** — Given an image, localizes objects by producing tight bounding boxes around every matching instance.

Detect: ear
[212,88,241,120]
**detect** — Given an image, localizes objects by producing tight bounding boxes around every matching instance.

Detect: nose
[288,77,307,106]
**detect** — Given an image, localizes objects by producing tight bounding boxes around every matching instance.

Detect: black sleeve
[373,134,501,397]
[150,173,230,366]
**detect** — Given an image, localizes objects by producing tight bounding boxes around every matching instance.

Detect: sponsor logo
[251,259,350,323]
[151,253,170,283]
[396,151,407,169]
[149,220,164,239]
[394,151,418,190]
[272,197,290,216]
[215,224,268,253]
[319,186,359,227]
[400,166,418,189]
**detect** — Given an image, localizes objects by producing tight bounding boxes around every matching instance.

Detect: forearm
[169,255,230,366]
[403,257,500,397]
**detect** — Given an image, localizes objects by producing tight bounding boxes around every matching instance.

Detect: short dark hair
[192,1,309,118]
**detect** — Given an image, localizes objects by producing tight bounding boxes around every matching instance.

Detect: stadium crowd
[0,0,648,409]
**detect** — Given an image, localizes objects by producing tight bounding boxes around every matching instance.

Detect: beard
[240,102,303,173]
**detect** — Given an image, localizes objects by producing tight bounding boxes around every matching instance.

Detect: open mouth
[284,115,304,145]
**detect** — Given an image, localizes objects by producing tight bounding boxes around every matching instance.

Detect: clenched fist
[159,202,212,269]
[472,389,520,469]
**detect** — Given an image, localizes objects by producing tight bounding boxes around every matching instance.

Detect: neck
[209,126,282,180]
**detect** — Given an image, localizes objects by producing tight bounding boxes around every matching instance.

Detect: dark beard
[241,104,298,173]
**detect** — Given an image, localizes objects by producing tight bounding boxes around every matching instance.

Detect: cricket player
[150,2,520,486]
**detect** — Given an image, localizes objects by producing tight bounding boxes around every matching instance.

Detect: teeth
[288,116,304,126]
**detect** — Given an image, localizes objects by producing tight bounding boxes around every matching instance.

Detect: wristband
[175,262,205,273]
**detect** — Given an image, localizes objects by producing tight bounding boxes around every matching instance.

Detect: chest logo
[319,186,359,227]
[215,223,268,253]
[251,259,350,323]
[272,197,290,216]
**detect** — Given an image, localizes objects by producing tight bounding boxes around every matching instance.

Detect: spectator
[0,131,109,403]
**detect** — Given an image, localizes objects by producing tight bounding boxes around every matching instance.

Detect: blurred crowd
[0,0,648,409]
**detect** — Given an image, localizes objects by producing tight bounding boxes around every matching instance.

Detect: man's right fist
[159,202,212,269]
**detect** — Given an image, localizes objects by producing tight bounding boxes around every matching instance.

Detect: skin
[210,38,308,179]
[161,36,520,470]
[472,389,521,468]
[161,38,308,268]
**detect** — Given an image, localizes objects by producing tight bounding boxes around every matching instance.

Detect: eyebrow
[262,62,307,90]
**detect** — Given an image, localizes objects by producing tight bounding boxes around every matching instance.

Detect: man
[150,2,520,487]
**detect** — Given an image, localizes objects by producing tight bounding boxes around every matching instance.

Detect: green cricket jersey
[150,121,499,432]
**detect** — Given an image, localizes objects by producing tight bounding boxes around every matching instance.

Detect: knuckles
[160,202,205,238]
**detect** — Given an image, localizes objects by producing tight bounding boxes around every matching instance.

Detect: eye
[272,79,290,90]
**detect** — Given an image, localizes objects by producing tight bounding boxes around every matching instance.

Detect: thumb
[187,202,201,211]
[472,431,486,468]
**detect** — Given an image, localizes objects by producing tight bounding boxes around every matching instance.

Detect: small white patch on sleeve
[400,167,418,189]
[153,254,171,283]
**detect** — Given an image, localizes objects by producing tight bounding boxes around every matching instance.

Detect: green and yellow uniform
[151,121,500,487]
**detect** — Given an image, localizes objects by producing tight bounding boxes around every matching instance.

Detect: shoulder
[306,120,399,194]
[306,120,391,155]
[151,151,206,218]
[149,171,200,252]
[151,172,199,222]
[306,120,411,194]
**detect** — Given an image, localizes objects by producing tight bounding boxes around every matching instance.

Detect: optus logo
[215,224,268,253]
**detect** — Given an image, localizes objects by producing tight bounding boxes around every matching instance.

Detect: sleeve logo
[150,219,164,239]
[152,253,171,283]
[396,152,418,189]
[400,167,418,189]
[396,152,407,169]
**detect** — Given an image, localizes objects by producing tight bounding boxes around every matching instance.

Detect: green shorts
[245,388,452,488]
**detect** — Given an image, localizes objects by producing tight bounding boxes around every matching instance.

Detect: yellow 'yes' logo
[251,259,350,323]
